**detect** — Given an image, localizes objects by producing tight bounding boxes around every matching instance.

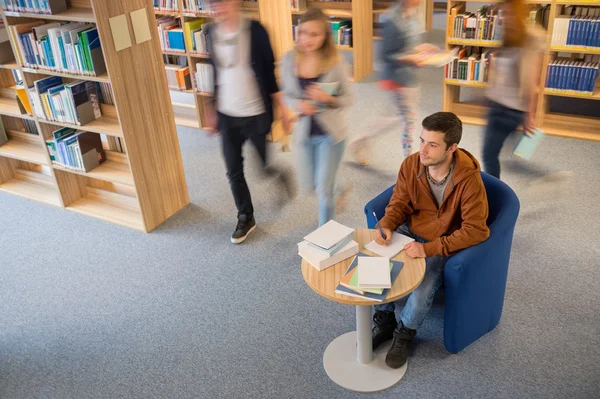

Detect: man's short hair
[422,112,462,149]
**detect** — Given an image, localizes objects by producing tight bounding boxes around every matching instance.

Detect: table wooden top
[301,228,426,306]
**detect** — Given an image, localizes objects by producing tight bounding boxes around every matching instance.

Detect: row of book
[293,19,352,47]
[45,127,106,173]
[99,82,114,106]
[154,0,178,11]
[545,58,600,94]
[27,76,102,126]
[157,17,207,54]
[445,47,494,83]
[449,4,503,42]
[8,21,106,77]
[290,0,307,12]
[182,0,256,14]
[165,64,192,91]
[551,7,600,48]
[1,0,67,15]
[195,63,214,94]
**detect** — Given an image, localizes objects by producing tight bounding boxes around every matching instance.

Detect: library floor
[2,29,600,399]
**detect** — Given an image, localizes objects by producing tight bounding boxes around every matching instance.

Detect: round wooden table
[301,228,426,392]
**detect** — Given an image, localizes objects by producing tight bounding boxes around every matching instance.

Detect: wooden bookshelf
[442,0,600,142]
[0,0,190,232]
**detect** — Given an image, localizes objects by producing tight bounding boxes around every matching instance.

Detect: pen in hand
[373,211,388,246]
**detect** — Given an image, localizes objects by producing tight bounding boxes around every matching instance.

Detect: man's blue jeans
[375,224,449,331]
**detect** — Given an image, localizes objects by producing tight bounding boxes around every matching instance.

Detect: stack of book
[195,63,214,94]
[1,0,67,15]
[335,254,405,302]
[45,127,106,173]
[158,17,185,52]
[28,76,102,125]
[189,22,208,54]
[448,4,503,42]
[545,58,600,95]
[165,64,192,91]
[552,6,600,48]
[298,220,358,271]
[8,21,106,77]
[445,47,494,83]
[154,0,179,11]
[99,82,114,106]
[183,19,205,53]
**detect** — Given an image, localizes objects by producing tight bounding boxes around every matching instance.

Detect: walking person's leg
[220,115,255,243]
[314,135,346,226]
[395,87,418,159]
[482,103,524,179]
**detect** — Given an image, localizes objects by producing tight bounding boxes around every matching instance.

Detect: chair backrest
[480,172,520,228]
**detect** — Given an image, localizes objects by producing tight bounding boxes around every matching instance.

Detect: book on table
[299,220,357,271]
[365,231,415,259]
[335,254,405,302]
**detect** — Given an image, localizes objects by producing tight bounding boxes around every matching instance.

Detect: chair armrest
[364,185,395,228]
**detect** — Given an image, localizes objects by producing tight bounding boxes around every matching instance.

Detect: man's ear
[447,143,458,154]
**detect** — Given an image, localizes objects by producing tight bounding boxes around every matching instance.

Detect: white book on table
[357,257,392,289]
[303,220,355,250]
[364,232,415,259]
[298,240,359,271]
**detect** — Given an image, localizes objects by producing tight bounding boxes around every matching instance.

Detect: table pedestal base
[323,331,408,392]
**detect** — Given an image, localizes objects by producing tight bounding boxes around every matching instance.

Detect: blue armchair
[364,172,520,353]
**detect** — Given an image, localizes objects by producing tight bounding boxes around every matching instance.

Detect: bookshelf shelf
[445,79,489,88]
[154,9,181,17]
[162,49,187,56]
[189,52,210,59]
[544,88,600,101]
[442,0,600,142]
[550,46,600,55]
[39,116,123,138]
[195,91,213,97]
[447,39,502,47]
[66,187,145,231]
[20,67,111,83]
[4,8,96,23]
[0,62,19,70]
[174,114,200,129]
[336,45,353,51]
[0,166,61,207]
[0,96,34,120]
[0,136,49,165]
[53,155,134,187]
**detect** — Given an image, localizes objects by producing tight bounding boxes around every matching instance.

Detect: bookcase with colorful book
[0,0,189,232]
[443,0,600,142]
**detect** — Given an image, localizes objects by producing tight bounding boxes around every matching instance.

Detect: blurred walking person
[348,0,438,165]
[482,0,545,179]
[203,0,293,243]
[281,8,354,226]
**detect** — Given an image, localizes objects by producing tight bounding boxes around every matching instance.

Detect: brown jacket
[380,149,490,257]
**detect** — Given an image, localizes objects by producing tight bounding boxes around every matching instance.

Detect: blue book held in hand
[513,128,544,161]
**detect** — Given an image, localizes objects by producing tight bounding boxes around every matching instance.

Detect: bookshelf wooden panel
[442,0,600,142]
[0,0,190,232]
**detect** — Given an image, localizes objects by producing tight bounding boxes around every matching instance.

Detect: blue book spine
[591,65,599,93]
[567,62,575,90]
[583,19,591,47]
[582,64,591,93]
[573,64,580,92]
[567,19,574,46]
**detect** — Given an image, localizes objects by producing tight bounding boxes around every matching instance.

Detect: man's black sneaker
[372,310,398,351]
[231,214,256,244]
[385,322,416,369]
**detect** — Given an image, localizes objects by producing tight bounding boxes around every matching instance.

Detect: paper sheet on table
[365,232,415,259]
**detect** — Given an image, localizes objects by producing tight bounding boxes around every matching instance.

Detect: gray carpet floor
[1,19,599,399]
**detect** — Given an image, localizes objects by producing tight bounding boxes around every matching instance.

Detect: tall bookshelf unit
[0,0,190,232]
[442,0,600,142]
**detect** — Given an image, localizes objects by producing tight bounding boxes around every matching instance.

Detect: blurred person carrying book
[482,0,545,179]
[203,0,294,244]
[348,0,439,165]
[280,8,354,227]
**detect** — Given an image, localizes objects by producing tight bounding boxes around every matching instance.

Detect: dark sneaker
[231,214,256,244]
[385,322,416,369]
[372,310,398,351]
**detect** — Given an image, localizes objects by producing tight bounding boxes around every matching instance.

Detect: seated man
[374,112,490,369]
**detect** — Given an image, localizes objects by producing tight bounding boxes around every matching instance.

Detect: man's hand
[205,106,220,136]
[281,107,292,133]
[305,84,334,105]
[374,228,392,246]
[299,100,318,116]
[404,242,426,258]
